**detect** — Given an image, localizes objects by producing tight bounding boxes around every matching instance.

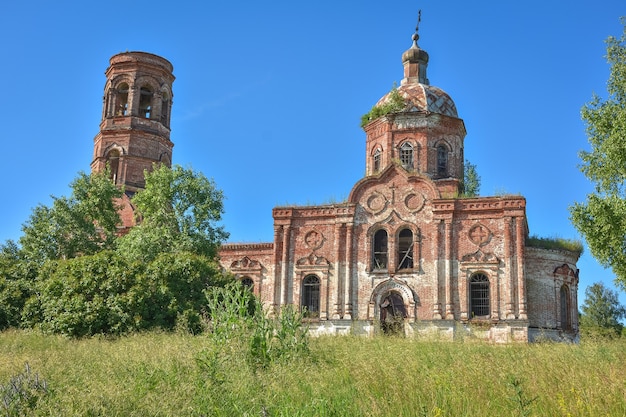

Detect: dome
[375,83,458,118]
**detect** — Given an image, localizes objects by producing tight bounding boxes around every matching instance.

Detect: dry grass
[1,330,625,416]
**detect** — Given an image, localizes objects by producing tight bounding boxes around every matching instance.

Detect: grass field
[1,330,625,416]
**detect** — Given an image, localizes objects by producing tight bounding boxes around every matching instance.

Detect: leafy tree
[570,20,626,287]
[22,251,141,336]
[462,159,481,197]
[22,250,225,337]
[579,282,626,338]
[19,170,122,265]
[0,241,31,329]
[118,164,228,262]
[2,164,230,335]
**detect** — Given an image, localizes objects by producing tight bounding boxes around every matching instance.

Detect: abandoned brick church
[92,26,580,342]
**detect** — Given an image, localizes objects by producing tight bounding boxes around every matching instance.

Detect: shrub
[22,251,225,337]
[23,251,141,337]
[360,84,406,127]
[0,363,48,417]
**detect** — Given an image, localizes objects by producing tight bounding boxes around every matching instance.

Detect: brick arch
[134,75,161,92]
[103,143,126,156]
[368,278,418,321]
[107,74,133,90]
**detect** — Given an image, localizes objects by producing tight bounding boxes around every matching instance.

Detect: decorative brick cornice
[220,242,274,251]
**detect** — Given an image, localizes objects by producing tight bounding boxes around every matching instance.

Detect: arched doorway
[380,291,407,335]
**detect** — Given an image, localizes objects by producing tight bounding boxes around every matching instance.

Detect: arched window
[373,148,382,173]
[560,285,571,330]
[470,273,490,318]
[116,83,129,116]
[302,275,320,318]
[380,291,407,335]
[139,86,153,118]
[106,149,120,184]
[400,142,413,170]
[241,277,254,290]
[437,145,448,177]
[372,229,388,270]
[397,228,413,269]
[161,91,170,126]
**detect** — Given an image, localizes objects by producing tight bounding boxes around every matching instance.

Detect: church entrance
[379,291,407,335]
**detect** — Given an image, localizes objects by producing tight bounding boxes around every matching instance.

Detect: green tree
[118,164,228,262]
[0,241,31,329]
[19,170,122,265]
[570,21,626,287]
[579,282,626,338]
[462,159,481,197]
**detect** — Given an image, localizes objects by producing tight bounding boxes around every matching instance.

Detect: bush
[133,252,224,332]
[23,251,141,337]
[0,363,48,417]
[22,251,225,337]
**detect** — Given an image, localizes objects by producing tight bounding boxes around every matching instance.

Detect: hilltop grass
[1,330,626,416]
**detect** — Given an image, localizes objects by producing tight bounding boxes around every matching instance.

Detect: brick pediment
[553,264,578,278]
[461,249,499,264]
[348,165,440,207]
[296,254,331,269]
[230,256,262,271]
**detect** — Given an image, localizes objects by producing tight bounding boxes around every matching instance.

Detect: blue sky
[1,1,624,307]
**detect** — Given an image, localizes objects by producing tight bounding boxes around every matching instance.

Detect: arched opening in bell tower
[106,149,121,184]
[139,85,153,118]
[116,83,129,116]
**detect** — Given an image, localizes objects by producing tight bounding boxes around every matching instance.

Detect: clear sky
[1,1,624,307]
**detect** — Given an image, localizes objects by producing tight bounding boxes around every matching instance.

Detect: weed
[0,363,48,417]
[508,375,537,417]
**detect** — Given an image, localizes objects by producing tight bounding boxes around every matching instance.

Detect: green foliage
[119,164,228,262]
[22,251,141,336]
[204,282,309,371]
[461,159,481,197]
[580,282,626,338]
[360,83,406,127]
[19,170,122,265]
[0,363,48,417]
[4,332,626,415]
[570,20,626,286]
[507,376,537,417]
[21,250,223,337]
[0,242,33,330]
[0,163,229,335]
[525,235,584,254]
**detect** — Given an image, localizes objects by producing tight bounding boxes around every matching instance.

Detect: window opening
[106,149,120,184]
[470,273,490,317]
[373,148,381,173]
[560,285,571,330]
[397,228,414,269]
[161,92,170,125]
[372,229,388,270]
[400,142,413,170]
[437,145,448,177]
[241,277,254,290]
[302,275,320,318]
[139,86,153,118]
[116,83,129,116]
[380,291,406,335]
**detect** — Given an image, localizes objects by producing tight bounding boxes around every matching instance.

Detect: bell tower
[91,52,175,193]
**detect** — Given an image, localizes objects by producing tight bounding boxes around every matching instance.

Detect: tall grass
[1,330,626,416]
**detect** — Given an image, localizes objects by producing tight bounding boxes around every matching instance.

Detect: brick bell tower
[91,52,175,227]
